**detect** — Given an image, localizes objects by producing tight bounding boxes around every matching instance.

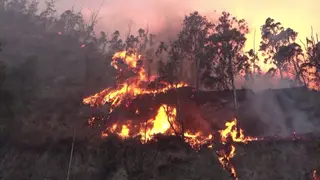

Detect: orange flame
[83,50,187,112]
[218,118,258,179]
[100,104,213,149]
[83,50,260,180]
[140,104,176,142]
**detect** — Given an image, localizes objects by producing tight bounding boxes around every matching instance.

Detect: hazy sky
[48,0,319,70]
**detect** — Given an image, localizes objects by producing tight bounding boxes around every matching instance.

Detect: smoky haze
[1,3,320,179]
[0,0,319,142]
[46,0,197,40]
[32,0,320,138]
[50,0,320,50]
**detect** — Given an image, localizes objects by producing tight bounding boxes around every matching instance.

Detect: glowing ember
[184,132,213,150]
[314,170,320,180]
[88,117,95,126]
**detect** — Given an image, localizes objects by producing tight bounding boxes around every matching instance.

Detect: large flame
[82,50,258,179]
[83,50,212,148]
[100,104,177,141]
[83,49,319,179]
[100,104,214,149]
[83,50,187,112]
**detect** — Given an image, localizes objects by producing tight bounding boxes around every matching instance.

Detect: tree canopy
[0,0,319,92]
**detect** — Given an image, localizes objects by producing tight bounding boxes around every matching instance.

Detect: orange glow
[83,50,187,112]
[314,170,320,180]
[83,48,262,179]
[99,104,214,149]
[82,49,216,149]
[140,104,177,142]
[218,118,258,179]
[72,0,320,90]
[220,118,258,144]
[65,1,320,178]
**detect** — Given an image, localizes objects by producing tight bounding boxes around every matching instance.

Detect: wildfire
[220,118,258,144]
[83,50,187,112]
[217,118,258,179]
[101,104,178,142]
[82,50,258,179]
[100,104,213,149]
[83,50,210,147]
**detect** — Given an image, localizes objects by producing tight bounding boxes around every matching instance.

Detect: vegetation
[0,1,320,180]
[0,0,319,94]
[0,0,318,139]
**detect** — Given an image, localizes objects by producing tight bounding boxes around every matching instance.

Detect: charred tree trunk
[102,42,107,53]
[229,57,238,117]
[279,67,284,79]
[179,58,184,82]
[195,59,200,90]
[292,60,307,87]
[176,87,184,138]
[229,56,239,136]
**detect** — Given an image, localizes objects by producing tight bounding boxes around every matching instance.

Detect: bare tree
[84,0,105,42]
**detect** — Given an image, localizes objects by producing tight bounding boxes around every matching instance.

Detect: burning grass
[82,49,320,179]
[82,49,261,179]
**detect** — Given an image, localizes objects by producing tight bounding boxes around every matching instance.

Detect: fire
[102,105,176,139]
[82,50,258,179]
[314,170,320,180]
[83,50,187,112]
[111,51,142,71]
[184,132,213,150]
[220,118,258,144]
[140,104,176,142]
[83,50,200,145]
[218,118,258,179]
[100,114,256,179]
[100,104,213,149]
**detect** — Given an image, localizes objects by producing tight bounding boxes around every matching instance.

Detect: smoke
[244,76,319,137]
[51,0,221,41]
[49,0,320,137]
[242,74,297,92]
[96,0,187,37]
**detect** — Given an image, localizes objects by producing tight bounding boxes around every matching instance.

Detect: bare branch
[126,20,132,39]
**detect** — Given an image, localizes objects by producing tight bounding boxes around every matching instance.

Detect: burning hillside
[82,49,260,179]
[2,1,320,179]
[80,10,320,180]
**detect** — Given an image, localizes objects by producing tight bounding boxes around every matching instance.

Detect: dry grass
[0,136,319,180]
[234,140,319,180]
